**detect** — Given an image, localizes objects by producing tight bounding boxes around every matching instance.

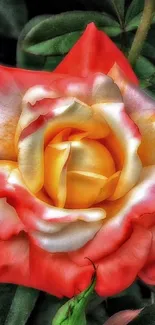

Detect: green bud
[52,275,96,325]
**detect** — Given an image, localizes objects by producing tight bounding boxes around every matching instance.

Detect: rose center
[44,138,115,208]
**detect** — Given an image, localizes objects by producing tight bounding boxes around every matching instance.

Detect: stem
[4,286,39,325]
[128,0,155,66]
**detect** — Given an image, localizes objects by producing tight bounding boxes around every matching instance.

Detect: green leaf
[126,13,155,32]
[134,55,155,80]
[0,284,17,325]
[16,15,52,70]
[24,11,119,46]
[125,12,142,31]
[142,41,155,60]
[24,31,83,56]
[27,294,67,325]
[0,0,28,39]
[4,286,39,325]
[17,11,121,71]
[109,0,125,23]
[125,0,145,24]
[52,276,96,325]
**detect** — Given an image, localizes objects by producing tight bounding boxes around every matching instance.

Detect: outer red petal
[139,225,155,285]
[96,225,151,296]
[55,23,138,84]
[0,65,61,89]
[0,234,94,298]
[0,65,62,160]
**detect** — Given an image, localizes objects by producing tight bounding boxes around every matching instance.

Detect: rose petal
[0,198,24,239]
[31,220,103,253]
[103,131,124,170]
[92,103,142,199]
[66,171,107,208]
[108,63,154,115]
[17,95,110,192]
[0,233,29,284]
[0,233,94,297]
[139,262,155,286]
[0,65,62,160]
[96,225,151,296]
[108,64,155,166]
[104,309,142,325]
[51,73,122,105]
[94,171,120,203]
[18,126,45,193]
[139,224,155,285]
[44,142,71,207]
[29,242,94,297]
[55,23,138,84]
[69,166,155,265]
[0,164,106,254]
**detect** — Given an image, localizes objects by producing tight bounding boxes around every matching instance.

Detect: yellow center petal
[44,139,115,208]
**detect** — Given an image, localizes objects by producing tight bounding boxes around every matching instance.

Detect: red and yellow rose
[0,23,155,298]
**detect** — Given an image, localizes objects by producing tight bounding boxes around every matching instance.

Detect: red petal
[69,166,155,266]
[96,225,151,296]
[0,235,94,298]
[55,23,138,84]
[139,224,155,285]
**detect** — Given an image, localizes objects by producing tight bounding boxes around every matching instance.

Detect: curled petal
[31,220,103,253]
[131,111,155,166]
[108,64,155,166]
[55,23,138,84]
[108,63,154,115]
[18,126,45,193]
[0,198,24,240]
[51,73,122,105]
[0,67,22,160]
[92,103,142,199]
[0,65,62,160]
[94,171,120,203]
[44,142,71,207]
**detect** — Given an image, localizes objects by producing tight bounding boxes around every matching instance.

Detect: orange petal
[131,111,155,166]
[65,171,107,208]
[66,139,115,177]
[94,171,120,203]
[44,142,70,207]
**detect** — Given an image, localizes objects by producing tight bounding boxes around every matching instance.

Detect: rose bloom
[0,23,155,298]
